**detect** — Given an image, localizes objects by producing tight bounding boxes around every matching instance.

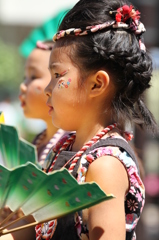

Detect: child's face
[19,49,51,120]
[45,47,90,131]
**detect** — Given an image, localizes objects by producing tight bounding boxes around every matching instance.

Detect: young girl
[36,0,157,240]
[0,41,68,240]
[19,40,67,165]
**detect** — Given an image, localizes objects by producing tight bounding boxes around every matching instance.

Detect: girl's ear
[89,70,110,98]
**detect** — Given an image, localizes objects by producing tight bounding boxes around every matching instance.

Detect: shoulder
[84,135,139,174]
[32,130,46,145]
[83,135,138,196]
[86,155,129,197]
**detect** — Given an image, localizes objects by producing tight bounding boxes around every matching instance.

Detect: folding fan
[0,121,114,236]
[0,122,37,168]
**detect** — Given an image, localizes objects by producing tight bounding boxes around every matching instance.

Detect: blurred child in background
[0,40,68,240]
[19,40,67,166]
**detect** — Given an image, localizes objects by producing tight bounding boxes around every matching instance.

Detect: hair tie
[53,4,146,52]
[36,41,53,50]
[53,21,115,42]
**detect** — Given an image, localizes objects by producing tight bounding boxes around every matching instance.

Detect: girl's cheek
[34,86,43,94]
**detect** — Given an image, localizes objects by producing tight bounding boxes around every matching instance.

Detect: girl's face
[45,47,90,131]
[19,49,51,120]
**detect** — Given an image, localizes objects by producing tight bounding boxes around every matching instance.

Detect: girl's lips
[46,103,53,115]
[19,95,26,108]
[48,106,53,115]
[20,101,26,108]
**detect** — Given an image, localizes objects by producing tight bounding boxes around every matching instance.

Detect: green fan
[0,163,114,236]
[0,122,114,236]
[0,123,37,168]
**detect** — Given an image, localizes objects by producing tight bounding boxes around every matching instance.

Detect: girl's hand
[0,209,35,240]
[0,234,14,240]
[0,207,24,222]
[0,207,12,221]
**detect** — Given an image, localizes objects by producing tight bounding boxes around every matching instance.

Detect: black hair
[56,0,158,133]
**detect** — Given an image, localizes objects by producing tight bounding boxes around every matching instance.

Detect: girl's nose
[44,82,51,97]
[19,82,27,93]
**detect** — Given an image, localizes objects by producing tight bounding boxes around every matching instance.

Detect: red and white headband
[53,5,146,52]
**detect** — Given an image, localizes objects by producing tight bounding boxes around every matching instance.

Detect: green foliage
[0,39,24,101]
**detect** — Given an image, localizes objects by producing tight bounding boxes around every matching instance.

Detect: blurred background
[0,0,158,239]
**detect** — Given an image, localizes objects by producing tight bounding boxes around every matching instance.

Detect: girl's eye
[54,73,61,78]
[31,75,37,80]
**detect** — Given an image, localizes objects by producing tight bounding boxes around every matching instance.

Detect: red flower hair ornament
[115,5,140,23]
[110,4,146,40]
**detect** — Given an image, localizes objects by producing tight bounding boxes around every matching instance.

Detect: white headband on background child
[53,4,146,52]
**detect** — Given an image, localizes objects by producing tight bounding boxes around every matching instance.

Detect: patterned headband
[36,41,53,50]
[53,5,146,51]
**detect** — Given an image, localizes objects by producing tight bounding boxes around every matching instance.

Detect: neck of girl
[44,119,59,145]
[72,118,114,152]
